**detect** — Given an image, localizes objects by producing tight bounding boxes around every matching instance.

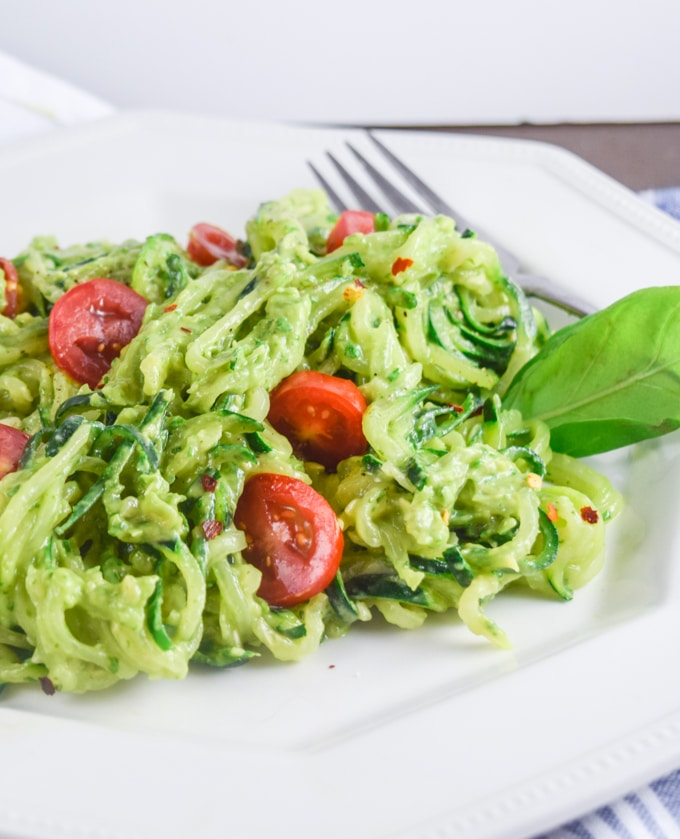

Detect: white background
[1,0,679,125]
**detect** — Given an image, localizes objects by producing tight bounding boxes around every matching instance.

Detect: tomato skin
[0,258,21,319]
[268,371,368,470]
[235,472,344,608]
[326,210,375,253]
[0,424,30,479]
[187,223,247,268]
[48,278,148,389]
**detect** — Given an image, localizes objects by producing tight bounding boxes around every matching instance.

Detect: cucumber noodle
[0,189,623,693]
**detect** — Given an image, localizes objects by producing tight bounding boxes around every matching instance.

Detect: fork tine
[366,131,467,225]
[307,161,347,212]
[345,142,421,215]
[368,130,524,272]
[324,151,383,213]
[310,133,595,318]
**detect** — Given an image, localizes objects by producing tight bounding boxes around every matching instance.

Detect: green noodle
[0,188,622,693]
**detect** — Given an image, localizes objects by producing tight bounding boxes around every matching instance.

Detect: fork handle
[517,274,596,318]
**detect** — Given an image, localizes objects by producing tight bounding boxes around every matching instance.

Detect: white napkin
[0,51,113,143]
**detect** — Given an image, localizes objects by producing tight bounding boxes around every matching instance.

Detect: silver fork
[308,131,595,318]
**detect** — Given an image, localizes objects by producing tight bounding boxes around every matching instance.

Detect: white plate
[1,112,680,839]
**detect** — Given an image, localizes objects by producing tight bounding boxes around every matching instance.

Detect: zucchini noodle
[0,189,622,693]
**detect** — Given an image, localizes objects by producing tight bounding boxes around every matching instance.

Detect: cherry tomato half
[0,258,21,319]
[268,370,368,471]
[48,278,148,389]
[326,210,375,253]
[186,223,248,268]
[0,424,29,479]
[235,472,344,607]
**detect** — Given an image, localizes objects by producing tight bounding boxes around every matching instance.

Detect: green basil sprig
[503,286,680,457]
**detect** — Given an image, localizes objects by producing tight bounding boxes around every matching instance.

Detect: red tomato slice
[0,258,21,319]
[235,472,344,607]
[326,210,375,253]
[268,370,368,470]
[187,223,247,268]
[48,278,148,389]
[0,424,29,479]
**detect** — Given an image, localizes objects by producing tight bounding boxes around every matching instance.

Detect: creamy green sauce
[0,188,620,694]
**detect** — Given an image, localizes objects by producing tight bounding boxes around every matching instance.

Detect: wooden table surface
[386,122,680,192]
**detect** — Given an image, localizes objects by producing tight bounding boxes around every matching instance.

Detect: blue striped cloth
[639,187,680,222]
[539,771,680,838]
[538,184,680,839]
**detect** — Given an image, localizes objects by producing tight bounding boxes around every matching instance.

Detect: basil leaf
[503,286,680,456]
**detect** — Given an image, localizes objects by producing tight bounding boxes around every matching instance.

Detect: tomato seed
[526,473,543,489]
[295,532,311,549]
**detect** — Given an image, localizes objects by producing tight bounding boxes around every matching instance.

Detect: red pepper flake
[180,326,192,334]
[546,502,559,523]
[202,520,223,540]
[201,473,218,492]
[163,304,178,313]
[39,677,56,696]
[391,257,414,276]
[448,403,464,414]
[580,505,599,524]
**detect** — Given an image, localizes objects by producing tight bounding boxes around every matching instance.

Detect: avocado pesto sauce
[0,189,622,694]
